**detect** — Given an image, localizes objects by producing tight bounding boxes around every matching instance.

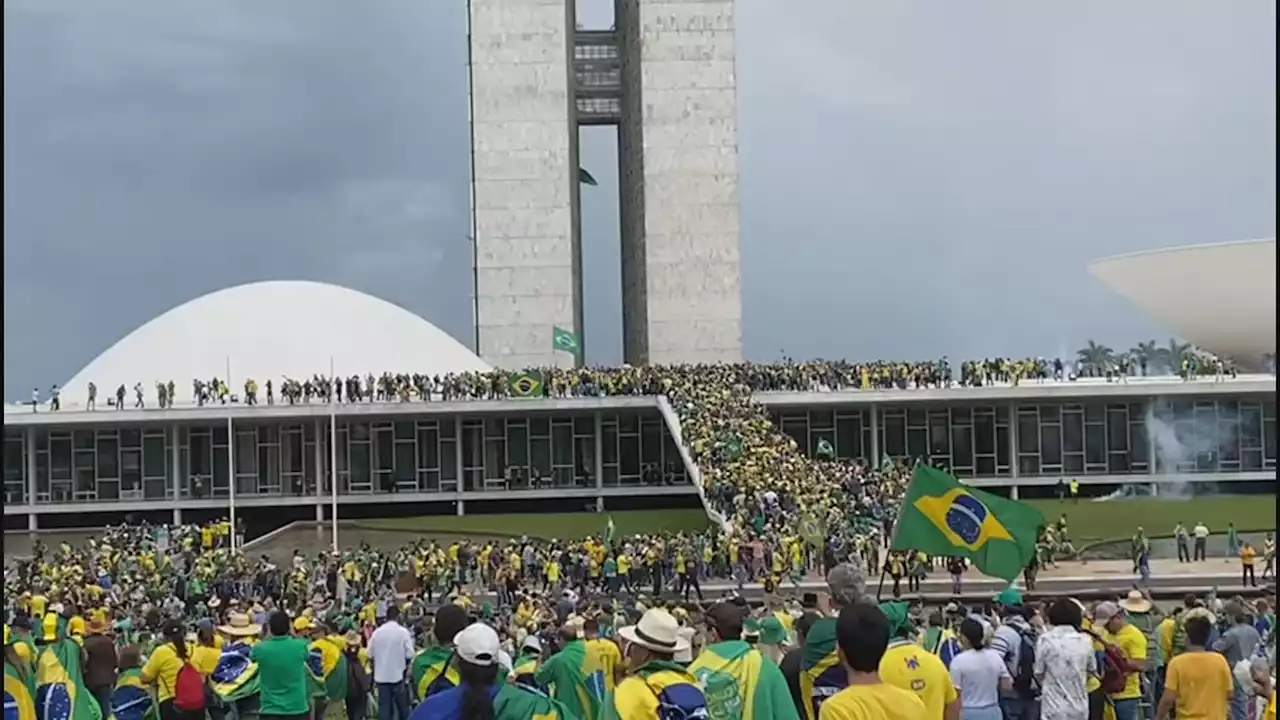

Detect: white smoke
[1143,399,1239,499]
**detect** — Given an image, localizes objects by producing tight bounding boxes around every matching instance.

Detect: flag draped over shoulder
[797,620,843,720]
[210,645,260,703]
[35,640,102,720]
[890,465,1044,582]
[534,639,607,720]
[5,663,37,720]
[109,669,156,720]
[411,647,458,701]
[492,684,571,720]
[309,638,349,702]
[688,640,798,720]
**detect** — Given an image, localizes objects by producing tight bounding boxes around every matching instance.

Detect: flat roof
[4,375,1274,429]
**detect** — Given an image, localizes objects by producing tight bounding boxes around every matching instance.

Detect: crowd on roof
[5,520,1276,720]
[28,348,1248,413]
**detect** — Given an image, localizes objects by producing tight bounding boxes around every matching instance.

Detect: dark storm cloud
[4,0,1276,397]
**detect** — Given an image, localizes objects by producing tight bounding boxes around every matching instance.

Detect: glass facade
[13,410,689,505]
[775,396,1277,479]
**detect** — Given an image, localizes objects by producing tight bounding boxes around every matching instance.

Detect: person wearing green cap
[688,603,799,720]
[877,602,959,720]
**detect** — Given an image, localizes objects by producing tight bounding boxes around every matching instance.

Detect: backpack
[1012,629,1038,699]
[173,662,207,712]
[1085,631,1129,695]
[646,678,710,720]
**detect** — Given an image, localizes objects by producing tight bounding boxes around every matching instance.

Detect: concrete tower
[468,0,742,369]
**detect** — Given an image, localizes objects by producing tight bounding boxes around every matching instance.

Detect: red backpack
[173,662,207,712]
[1085,630,1129,694]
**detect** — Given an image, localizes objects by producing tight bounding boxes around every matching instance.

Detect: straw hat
[218,613,261,637]
[344,631,362,647]
[618,609,689,655]
[1119,590,1153,614]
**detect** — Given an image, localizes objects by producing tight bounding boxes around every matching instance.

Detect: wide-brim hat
[1119,590,1153,614]
[218,613,261,637]
[618,609,689,655]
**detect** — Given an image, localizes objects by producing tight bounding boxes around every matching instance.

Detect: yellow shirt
[1102,624,1147,700]
[142,643,206,702]
[878,641,957,718]
[1241,547,1257,566]
[586,639,622,694]
[1156,617,1176,664]
[610,668,698,719]
[1163,650,1232,720]
[1265,691,1275,720]
[191,645,221,675]
[819,682,926,720]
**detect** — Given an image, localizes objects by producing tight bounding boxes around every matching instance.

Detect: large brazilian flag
[35,640,101,720]
[890,465,1044,582]
[5,662,37,720]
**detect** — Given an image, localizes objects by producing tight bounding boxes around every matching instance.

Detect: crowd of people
[28,344,1253,413]
[5,529,1277,720]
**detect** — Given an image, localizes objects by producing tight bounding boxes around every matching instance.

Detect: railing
[655,395,728,531]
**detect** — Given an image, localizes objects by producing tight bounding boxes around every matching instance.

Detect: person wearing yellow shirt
[1155,614,1232,720]
[1095,602,1147,720]
[142,620,211,716]
[819,603,926,720]
[1241,542,1259,588]
[877,602,959,720]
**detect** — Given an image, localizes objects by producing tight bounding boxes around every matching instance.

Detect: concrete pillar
[1147,401,1158,475]
[456,499,466,516]
[596,496,604,512]
[868,407,880,464]
[315,503,323,522]
[314,420,325,499]
[170,424,182,500]
[455,417,465,494]
[26,427,37,506]
[1009,485,1019,500]
[594,411,604,491]
[1008,402,1020,486]
[172,508,182,525]
[28,513,37,532]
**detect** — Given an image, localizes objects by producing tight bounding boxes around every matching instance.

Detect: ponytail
[457,659,497,720]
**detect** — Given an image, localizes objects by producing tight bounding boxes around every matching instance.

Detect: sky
[4,0,1275,398]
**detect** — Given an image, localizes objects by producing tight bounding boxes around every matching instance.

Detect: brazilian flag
[35,638,101,720]
[5,662,36,720]
[890,465,1044,581]
[508,371,546,398]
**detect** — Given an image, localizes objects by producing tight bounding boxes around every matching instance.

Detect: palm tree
[1128,340,1160,375]
[1076,341,1115,376]
[1158,338,1192,375]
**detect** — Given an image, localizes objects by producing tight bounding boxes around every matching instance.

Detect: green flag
[552,326,581,355]
[815,438,835,460]
[890,465,1044,581]
[723,436,744,461]
[579,167,599,186]
[508,370,546,398]
[879,455,894,472]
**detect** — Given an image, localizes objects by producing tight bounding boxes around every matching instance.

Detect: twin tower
[468,0,743,369]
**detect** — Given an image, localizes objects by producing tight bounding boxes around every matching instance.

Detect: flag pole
[227,413,236,553]
[329,356,339,554]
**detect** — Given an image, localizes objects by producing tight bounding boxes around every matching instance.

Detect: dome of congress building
[1089,238,1276,368]
[59,280,490,408]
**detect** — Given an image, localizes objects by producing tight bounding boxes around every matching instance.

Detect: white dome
[1089,238,1276,367]
[59,281,489,407]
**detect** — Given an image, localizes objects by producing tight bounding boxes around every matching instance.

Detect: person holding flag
[688,602,799,720]
[36,613,103,720]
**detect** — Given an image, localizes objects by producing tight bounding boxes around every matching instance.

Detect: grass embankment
[1025,496,1276,545]
[354,497,1275,545]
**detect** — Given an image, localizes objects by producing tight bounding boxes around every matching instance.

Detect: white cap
[453,623,500,667]
[521,635,542,653]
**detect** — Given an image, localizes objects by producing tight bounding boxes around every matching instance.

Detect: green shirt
[252,636,313,715]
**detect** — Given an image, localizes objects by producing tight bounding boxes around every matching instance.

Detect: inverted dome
[1089,238,1276,367]
[59,281,489,407]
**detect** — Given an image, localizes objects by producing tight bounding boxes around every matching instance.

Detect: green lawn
[353,509,712,541]
[1026,496,1276,544]
[350,497,1274,546]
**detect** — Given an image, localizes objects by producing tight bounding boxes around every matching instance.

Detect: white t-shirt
[950,648,1010,709]
[367,620,415,684]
